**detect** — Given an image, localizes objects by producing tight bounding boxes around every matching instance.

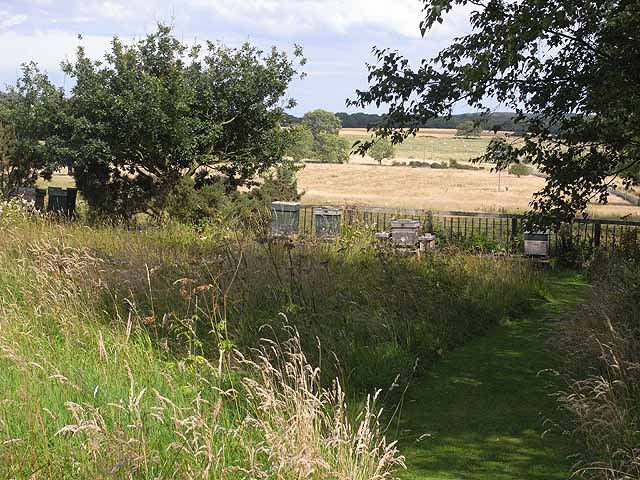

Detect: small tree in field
[369,138,395,165]
[456,120,482,138]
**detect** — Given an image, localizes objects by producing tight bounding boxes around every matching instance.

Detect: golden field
[297,162,640,219]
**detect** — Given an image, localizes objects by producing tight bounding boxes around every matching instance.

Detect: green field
[340,129,495,164]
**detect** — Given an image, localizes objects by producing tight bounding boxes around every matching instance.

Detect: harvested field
[297,162,640,219]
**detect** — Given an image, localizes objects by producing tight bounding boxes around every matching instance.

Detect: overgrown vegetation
[0,199,545,477]
[552,251,640,479]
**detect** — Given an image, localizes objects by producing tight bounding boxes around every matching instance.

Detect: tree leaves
[350,0,640,222]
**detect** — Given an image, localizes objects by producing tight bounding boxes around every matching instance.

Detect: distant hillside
[283,111,526,133]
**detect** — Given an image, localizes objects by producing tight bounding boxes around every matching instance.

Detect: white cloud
[190,0,470,39]
[0,29,112,73]
[0,11,27,30]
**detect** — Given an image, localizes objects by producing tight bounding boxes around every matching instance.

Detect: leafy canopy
[302,109,342,136]
[288,110,350,163]
[286,125,314,161]
[350,0,640,222]
[6,25,305,218]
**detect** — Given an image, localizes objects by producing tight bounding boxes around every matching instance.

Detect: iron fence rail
[293,204,640,253]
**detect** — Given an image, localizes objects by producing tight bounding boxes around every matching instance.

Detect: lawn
[398,272,587,480]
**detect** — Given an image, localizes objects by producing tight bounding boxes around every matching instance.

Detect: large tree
[350,0,640,222]
[300,109,350,163]
[10,25,304,217]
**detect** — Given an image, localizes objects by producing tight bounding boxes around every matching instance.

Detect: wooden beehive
[271,201,300,235]
[314,207,341,237]
[524,231,549,257]
[47,187,77,216]
[390,219,420,247]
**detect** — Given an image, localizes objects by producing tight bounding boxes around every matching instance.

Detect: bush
[161,163,302,226]
[449,159,482,170]
[508,163,532,177]
[429,161,448,169]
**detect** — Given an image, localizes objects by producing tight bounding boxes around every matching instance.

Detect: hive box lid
[313,207,341,216]
[271,201,301,212]
[391,219,420,229]
[524,231,549,242]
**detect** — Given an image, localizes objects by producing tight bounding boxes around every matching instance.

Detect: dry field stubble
[297,162,640,218]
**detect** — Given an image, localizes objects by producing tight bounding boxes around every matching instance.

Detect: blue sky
[0,0,473,115]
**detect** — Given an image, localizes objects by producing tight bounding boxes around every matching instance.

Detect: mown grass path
[399,272,587,480]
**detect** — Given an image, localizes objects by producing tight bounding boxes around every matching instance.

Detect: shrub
[429,162,448,169]
[449,159,482,170]
[508,163,532,177]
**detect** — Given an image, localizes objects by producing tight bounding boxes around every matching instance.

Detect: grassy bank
[552,253,640,479]
[0,200,545,477]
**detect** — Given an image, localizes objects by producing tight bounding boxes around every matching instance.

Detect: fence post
[594,221,602,247]
[511,217,518,243]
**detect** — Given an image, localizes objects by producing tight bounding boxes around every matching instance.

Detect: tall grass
[0,199,543,477]
[551,252,640,479]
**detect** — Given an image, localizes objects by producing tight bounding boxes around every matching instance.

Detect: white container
[524,231,549,257]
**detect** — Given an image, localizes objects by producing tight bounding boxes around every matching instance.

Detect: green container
[47,187,77,217]
[314,207,341,237]
[47,187,66,214]
[271,201,300,235]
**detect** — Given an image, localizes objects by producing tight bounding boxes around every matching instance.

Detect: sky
[0,0,474,116]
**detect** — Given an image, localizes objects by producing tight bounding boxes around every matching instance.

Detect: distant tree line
[285,111,529,133]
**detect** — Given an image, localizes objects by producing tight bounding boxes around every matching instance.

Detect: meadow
[41,132,640,219]
[0,201,546,478]
[339,128,495,164]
